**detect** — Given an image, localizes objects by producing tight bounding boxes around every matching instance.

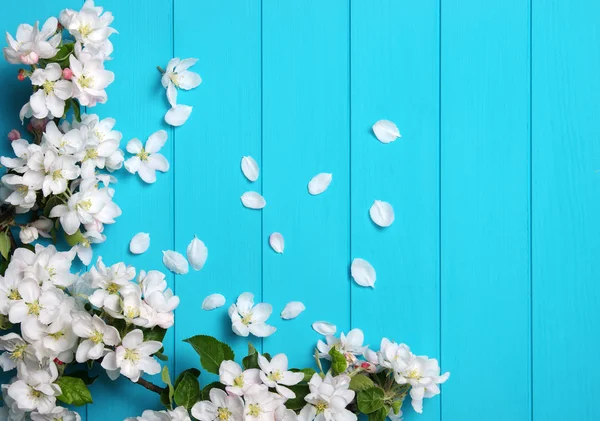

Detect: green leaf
[53,43,75,63]
[201,382,226,401]
[0,314,13,330]
[290,368,317,382]
[64,230,86,247]
[283,385,310,410]
[43,196,64,218]
[391,400,403,415]
[357,387,385,414]
[174,368,201,389]
[328,347,347,375]
[174,372,200,410]
[243,352,259,370]
[0,231,10,259]
[349,373,375,391]
[161,366,174,409]
[55,376,93,406]
[248,342,257,355]
[144,326,168,343]
[72,99,81,122]
[368,406,388,421]
[184,335,234,374]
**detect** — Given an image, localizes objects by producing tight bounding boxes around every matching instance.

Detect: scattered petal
[369,200,395,227]
[372,120,401,143]
[187,236,208,271]
[351,258,376,288]
[165,105,193,127]
[129,232,150,255]
[202,293,225,311]
[308,173,332,195]
[269,232,285,254]
[281,302,305,320]
[312,321,336,336]
[241,156,259,182]
[162,250,189,275]
[241,191,266,209]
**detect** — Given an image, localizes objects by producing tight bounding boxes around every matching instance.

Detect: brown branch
[135,377,166,395]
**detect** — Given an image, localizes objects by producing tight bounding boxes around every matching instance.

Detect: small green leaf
[72,100,81,122]
[144,326,167,343]
[328,347,347,375]
[161,366,174,409]
[174,368,201,389]
[64,230,85,247]
[349,373,375,391]
[357,387,385,414]
[0,231,10,259]
[0,314,12,330]
[155,351,169,361]
[174,372,200,410]
[201,382,226,401]
[391,400,403,415]
[55,376,93,406]
[368,406,388,421]
[243,352,259,370]
[53,43,75,63]
[284,384,310,410]
[290,368,317,382]
[248,342,257,355]
[184,335,234,374]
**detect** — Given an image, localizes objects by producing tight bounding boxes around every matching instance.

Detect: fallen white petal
[351,258,376,288]
[269,232,284,254]
[241,156,259,182]
[308,173,332,195]
[312,321,336,335]
[162,250,189,275]
[165,105,193,127]
[202,293,225,311]
[281,301,305,319]
[241,191,266,209]
[372,120,401,143]
[129,232,150,255]
[187,236,208,271]
[369,200,395,227]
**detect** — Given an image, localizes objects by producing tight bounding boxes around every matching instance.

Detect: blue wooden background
[1,0,600,420]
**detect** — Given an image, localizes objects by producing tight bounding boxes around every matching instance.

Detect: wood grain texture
[350,0,441,419]
[440,0,531,420]
[532,1,600,419]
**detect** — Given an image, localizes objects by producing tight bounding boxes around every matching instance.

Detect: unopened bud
[360,362,377,373]
[17,69,26,81]
[7,129,21,141]
[20,51,39,65]
[53,358,64,366]
[62,67,73,80]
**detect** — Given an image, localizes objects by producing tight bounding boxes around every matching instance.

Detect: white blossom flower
[31,407,81,421]
[60,0,116,57]
[317,329,366,362]
[7,244,77,288]
[377,338,413,375]
[219,360,262,396]
[3,18,61,65]
[1,383,27,421]
[87,257,136,312]
[69,54,114,106]
[28,63,73,119]
[258,353,304,399]
[7,362,61,414]
[24,149,80,196]
[19,217,53,244]
[243,384,284,421]
[125,131,170,183]
[101,329,162,382]
[72,229,105,265]
[191,388,244,421]
[43,121,83,156]
[161,58,202,107]
[8,280,63,338]
[1,174,38,212]
[72,311,120,363]
[126,407,190,421]
[0,333,37,371]
[228,292,276,338]
[299,373,356,421]
[139,270,179,328]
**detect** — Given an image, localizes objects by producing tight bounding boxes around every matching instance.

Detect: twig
[135,378,166,395]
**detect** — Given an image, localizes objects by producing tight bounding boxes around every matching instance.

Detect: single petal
[129,232,150,255]
[372,119,401,143]
[162,250,189,274]
[126,138,143,154]
[351,258,376,288]
[138,163,157,184]
[281,301,305,320]
[166,81,177,107]
[248,323,276,337]
[241,191,266,209]
[308,173,332,195]
[369,200,395,227]
[241,156,259,182]
[145,130,168,154]
[165,105,192,127]
[187,236,208,271]
[312,321,336,336]
[202,293,225,311]
[269,232,284,254]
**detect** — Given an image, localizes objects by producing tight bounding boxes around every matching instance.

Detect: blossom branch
[135,377,166,396]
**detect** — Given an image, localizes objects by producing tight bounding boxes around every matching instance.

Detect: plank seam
[172,0,177,377]
[348,0,352,330]
[260,0,264,355]
[438,0,443,420]
[529,0,533,419]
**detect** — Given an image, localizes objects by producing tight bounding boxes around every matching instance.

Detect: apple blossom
[125,130,170,183]
[228,292,276,338]
[101,329,162,382]
[28,63,73,119]
[3,18,61,65]
[191,388,244,421]
[219,360,262,396]
[258,353,304,399]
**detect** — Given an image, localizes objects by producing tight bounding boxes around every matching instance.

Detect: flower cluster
[0,245,179,419]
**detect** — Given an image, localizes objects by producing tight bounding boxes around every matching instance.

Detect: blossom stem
[135,378,166,395]
[157,66,165,74]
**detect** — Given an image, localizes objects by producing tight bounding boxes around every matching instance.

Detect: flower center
[91,330,104,344]
[124,348,140,362]
[315,401,328,414]
[8,289,21,301]
[81,238,91,247]
[241,313,253,326]
[248,404,261,417]
[84,148,98,161]
[79,23,92,38]
[42,80,55,95]
[106,282,120,294]
[52,169,63,180]
[30,387,43,399]
[49,330,65,340]
[79,74,94,88]
[268,370,282,382]
[233,375,244,388]
[137,148,150,162]
[169,73,180,86]
[125,306,139,319]
[11,344,27,360]
[76,199,92,211]
[27,300,41,316]
[47,266,57,277]
[17,185,29,195]
[407,369,420,379]
[217,407,232,421]
[94,129,105,141]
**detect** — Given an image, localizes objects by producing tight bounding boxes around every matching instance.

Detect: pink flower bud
[53,358,64,366]
[62,67,73,80]
[30,117,49,132]
[20,51,39,65]
[360,362,377,373]
[17,69,27,81]
[7,130,21,141]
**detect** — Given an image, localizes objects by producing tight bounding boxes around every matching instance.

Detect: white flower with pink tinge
[258,353,304,399]
[228,292,276,338]
[3,17,61,65]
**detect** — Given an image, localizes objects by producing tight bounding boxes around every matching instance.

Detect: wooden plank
[261,0,350,368]
[87,0,174,419]
[440,0,531,419]
[532,1,600,419]
[350,1,440,419]
[172,0,262,382]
